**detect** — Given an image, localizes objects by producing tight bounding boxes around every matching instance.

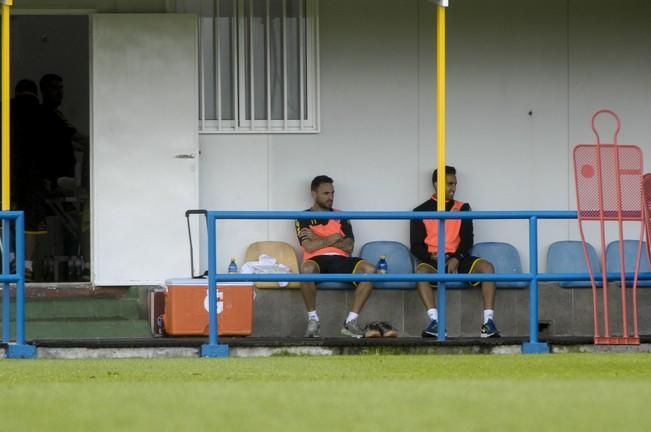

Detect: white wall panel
[568,0,651,256]
[198,135,269,273]
[200,0,422,270]
[419,0,570,270]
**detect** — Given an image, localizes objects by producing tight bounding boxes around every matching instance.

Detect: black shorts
[416,256,486,287]
[306,255,366,274]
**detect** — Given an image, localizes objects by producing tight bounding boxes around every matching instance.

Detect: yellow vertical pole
[1,1,12,211]
[436,4,446,211]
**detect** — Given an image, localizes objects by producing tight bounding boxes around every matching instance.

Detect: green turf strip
[1,354,649,431]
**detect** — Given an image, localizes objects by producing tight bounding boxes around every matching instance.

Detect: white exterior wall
[200,0,422,271]
[199,0,651,272]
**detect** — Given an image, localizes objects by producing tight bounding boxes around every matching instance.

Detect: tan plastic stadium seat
[244,241,301,289]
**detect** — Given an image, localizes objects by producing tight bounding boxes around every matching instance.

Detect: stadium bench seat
[546,240,602,288]
[244,241,301,288]
[359,241,416,289]
[470,242,528,288]
[605,240,651,287]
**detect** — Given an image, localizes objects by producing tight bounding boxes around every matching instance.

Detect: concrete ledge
[4,337,651,358]
[551,343,651,354]
[37,347,199,359]
[251,284,651,338]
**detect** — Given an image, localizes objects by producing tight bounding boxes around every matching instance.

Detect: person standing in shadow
[39,73,88,190]
[10,79,48,280]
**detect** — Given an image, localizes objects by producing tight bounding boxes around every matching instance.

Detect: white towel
[241,254,292,287]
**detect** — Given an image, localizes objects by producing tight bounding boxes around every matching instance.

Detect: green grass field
[1,353,649,431]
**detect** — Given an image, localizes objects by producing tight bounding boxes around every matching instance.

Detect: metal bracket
[6,343,37,359]
[522,342,550,354]
[201,343,230,358]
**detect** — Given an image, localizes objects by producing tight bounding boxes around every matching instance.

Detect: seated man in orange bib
[295,175,377,339]
[410,166,500,338]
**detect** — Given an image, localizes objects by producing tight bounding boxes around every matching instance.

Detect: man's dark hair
[15,79,38,95]
[39,73,63,93]
[311,175,334,191]
[432,165,456,185]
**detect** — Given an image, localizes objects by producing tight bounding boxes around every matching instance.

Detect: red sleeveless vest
[423,200,464,255]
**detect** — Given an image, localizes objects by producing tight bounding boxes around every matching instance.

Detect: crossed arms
[298,227,354,254]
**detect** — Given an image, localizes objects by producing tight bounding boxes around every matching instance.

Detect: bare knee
[301,261,319,274]
[356,261,376,274]
[476,260,494,274]
[416,264,434,274]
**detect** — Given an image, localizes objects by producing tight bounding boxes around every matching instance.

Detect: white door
[91,14,198,285]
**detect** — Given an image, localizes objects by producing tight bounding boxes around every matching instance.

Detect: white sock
[427,308,438,321]
[307,310,319,322]
[345,312,359,324]
[25,260,33,271]
[483,309,494,324]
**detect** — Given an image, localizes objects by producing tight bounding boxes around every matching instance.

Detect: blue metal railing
[196,209,647,357]
[0,211,36,358]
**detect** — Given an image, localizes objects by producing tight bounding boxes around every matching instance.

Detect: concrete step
[3,297,141,321]
[25,297,141,320]
[1,319,152,339]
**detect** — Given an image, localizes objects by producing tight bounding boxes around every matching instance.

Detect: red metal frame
[642,173,651,266]
[573,109,641,345]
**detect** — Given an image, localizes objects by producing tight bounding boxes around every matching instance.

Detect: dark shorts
[306,255,366,274]
[416,256,486,287]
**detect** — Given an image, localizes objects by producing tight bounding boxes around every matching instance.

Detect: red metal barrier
[573,109,641,345]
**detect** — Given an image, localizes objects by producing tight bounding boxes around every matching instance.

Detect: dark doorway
[11,14,90,282]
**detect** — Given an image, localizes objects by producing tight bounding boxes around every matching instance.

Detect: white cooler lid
[166,278,253,286]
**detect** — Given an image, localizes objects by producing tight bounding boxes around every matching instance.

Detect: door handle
[174,154,196,159]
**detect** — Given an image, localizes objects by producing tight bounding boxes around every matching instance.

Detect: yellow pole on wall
[435,2,446,211]
[1,1,12,211]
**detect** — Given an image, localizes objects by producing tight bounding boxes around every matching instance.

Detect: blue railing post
[437,219,447,342]
[201,214,229,358]
[2,218,10,343]
[15,213,25,345]
[6,212,37,358]
[522,216,549,354]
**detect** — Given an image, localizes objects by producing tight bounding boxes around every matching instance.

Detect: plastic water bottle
[228,258,238,274]
[377,256,388,274]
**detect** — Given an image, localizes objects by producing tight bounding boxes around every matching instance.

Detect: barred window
[175,0,319,133]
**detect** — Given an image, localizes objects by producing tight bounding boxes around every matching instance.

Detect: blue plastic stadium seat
[470,242,528,288]
[546,241,602,288]
[605,240,651,287]
[359,241,415,289]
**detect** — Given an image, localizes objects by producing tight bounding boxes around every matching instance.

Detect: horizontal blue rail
[202,272,651,283]
[0,211,27,221]
[204,210,578,220]
[195,208,633,356]
[0,275,21,283]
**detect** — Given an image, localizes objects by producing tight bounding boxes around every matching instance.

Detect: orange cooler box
[164,279,254,336]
